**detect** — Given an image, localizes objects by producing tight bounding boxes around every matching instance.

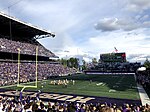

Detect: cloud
[94,17,150,32]
[143,21,150,27]
[94,18,119,31]
[128,54,150,63]
[93,0,150,32]
[125,0,150,12]
[140,15,149,20]
[94,18,140,32]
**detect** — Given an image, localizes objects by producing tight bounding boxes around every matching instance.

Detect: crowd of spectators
[0,95,149,112]
[0,62,77,86]
[89,62,141,73]
[136,71,150,89]
[0,38,55,57]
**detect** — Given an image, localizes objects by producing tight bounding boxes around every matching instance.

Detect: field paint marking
[0,84,17,89]
[57,95,74,101]
[86,72,135,75]
[0,80,42,89]
[109,89,116,93]
[0,90,95,103]
[66,96,95,103]
[96,82,104,86]
[96,82,106,86]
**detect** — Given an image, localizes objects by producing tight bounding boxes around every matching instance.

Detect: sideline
[137,84,150,105]
[134,74,150,105]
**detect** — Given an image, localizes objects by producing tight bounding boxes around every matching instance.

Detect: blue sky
[0,0,150,62]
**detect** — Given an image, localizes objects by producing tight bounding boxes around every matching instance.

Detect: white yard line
[0,81,42,89]
[0,84,17,89]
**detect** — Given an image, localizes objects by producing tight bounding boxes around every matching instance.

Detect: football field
[3,73,140,100]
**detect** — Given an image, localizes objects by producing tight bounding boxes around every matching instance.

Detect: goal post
[17,46,38,90]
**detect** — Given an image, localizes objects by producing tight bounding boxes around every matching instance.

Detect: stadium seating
[0,38,55,57]
[0,61,77,86]
[0,95,149,112]
[136,71,150,92]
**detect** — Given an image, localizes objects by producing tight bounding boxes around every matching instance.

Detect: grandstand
[0,11,77,86]
[0,11,56,59]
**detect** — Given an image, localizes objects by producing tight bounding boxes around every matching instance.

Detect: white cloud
[143,21,150,27]
[140,15,149,20]
[94,18,140,31]
[128,54,150,63]
[125,0,150,12]
[95,17,150,32]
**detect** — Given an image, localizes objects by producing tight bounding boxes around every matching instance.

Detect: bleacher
[0,61,77,86]
[0,36,55,57]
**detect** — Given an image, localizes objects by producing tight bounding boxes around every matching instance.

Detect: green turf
[3,74,140,100]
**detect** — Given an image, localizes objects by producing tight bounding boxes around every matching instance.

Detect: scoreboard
[100,52,126,62]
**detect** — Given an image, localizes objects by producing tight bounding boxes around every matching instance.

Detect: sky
[0,0,150,63]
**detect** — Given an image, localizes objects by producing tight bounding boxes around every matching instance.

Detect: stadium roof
[0,11,55,39]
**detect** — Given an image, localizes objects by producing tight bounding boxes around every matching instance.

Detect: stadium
[0,4,150,112]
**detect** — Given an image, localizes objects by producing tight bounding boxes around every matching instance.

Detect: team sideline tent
[137,67,146,71]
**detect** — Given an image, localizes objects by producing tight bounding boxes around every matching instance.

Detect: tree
[60,58,67,67]
[143,58,150,68]
[92,58,98,65]
[82,59,87,70]
[66,57,78,69]
[69,57,75,68]
[59,57,79,69]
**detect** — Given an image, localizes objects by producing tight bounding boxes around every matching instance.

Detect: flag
[114,47,118,52]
